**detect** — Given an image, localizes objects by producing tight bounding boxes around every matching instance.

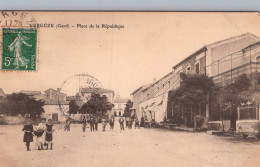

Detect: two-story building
[169,33,260,128]
[43,88,69,122]
[131,32,260,129]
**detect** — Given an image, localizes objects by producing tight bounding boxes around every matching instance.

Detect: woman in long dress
[8,32,32,69]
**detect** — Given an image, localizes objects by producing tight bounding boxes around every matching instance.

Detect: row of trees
[0,92,120,118]
[0,93,44,118]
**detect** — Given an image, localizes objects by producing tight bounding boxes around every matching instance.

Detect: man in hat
[94,116,98,131]
[89,116,95,132]
[119,116,125,131]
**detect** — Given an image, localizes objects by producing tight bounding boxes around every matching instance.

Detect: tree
[169,73,216,127]
[0,93,44,118]
[218,73,253,130]
[79,93,113,116]
[69,100,79,114]
[124,100,133,117]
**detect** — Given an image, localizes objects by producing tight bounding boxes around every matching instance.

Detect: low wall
[208,120,231,132]
[0,116,25,125]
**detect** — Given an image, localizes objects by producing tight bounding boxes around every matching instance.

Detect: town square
[1,11,260,167]
[0,120,260,167]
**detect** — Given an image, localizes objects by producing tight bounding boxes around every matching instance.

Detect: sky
[1,12,260,98]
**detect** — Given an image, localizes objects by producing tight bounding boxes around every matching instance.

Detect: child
[45,119,54,150]
[34,118,46,150]
[22,119,34,151]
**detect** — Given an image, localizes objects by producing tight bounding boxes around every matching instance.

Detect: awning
[149,102,156,107]
[158,100,163,106]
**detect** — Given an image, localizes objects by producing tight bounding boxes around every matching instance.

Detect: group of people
[22,118,54,151]
[119,116,140,131]
[81,115,115,132]
[80,115,140,132]
[82,116,99,132]
[22,115,142,151]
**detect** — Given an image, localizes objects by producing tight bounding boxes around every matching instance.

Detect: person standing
[22,119,33,151]
[135,117,140,129]
[125,117,129,129]
[140,117,145,127]
[102,117,107,131]
[90,117,95,132]
[45,119,55,150]
[94,116,98,131]
[35,118,46,150]
[82,116,87,132]
[119,116,124,131]
[129,118,133,129]
[64,119,71,131]
[109,115,115,130]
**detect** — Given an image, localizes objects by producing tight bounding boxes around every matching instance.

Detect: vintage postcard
[0,11,260,167]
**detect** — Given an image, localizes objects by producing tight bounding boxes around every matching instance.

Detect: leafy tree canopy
[171,73,216,106]
[0,93,44,117]
[69,100,79,114]
[124,100,133,117]
[79,93,113,116]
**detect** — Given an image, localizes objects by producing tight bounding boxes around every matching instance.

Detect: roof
[45,88,66,96]
[173,33,260,70]
[172,46,207,70]
[131,86,143,95]
[206,32,259,48]
[81,88,114,94]
[32,94,46,100]
[19,90,41,96]
[130,83,152,95]
[114,98,129,103]
[142,71,176,92]
[44,99,69,105]
[66,96,76,101]
[0,88,5,97]
[242,40,260,52]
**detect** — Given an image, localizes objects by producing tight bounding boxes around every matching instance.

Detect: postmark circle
[57,74,103,120]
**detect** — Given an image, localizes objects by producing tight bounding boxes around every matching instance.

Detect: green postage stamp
[1,28,37,71]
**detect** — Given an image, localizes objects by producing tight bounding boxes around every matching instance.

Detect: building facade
[113,96,129,117]
[43,88,69,122]
[79,88,115,118]
[131,33,260,128]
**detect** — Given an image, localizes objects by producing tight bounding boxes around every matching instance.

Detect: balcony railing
[212,62,260,86]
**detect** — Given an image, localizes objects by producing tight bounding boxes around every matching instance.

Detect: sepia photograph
[0,11,260,167]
